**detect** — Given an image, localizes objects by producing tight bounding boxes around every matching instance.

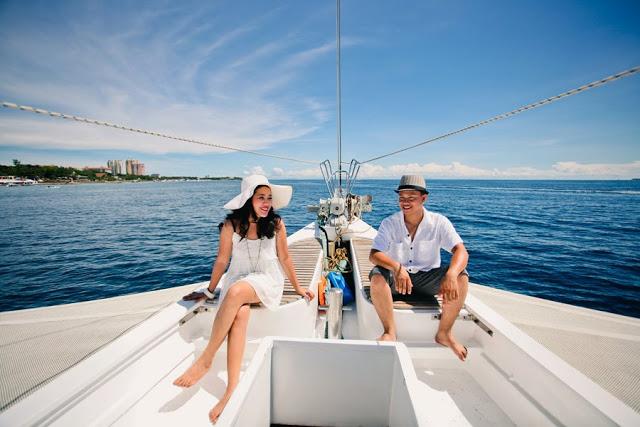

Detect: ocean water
[1,179,639,318]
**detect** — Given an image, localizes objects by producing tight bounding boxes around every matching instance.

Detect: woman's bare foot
[173,354,212,387]
[376,332,396,342]
[209,388,235,424]
[435,331,468,361]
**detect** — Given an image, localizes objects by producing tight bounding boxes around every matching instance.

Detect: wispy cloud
[0,2,332,158]
[181,22,259,84]
[283,41,335,68]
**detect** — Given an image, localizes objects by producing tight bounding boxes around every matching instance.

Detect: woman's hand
[182,291,209,301]
[296,287,315,301]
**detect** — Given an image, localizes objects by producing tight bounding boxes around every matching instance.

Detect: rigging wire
[362,66,640,164]
[0,101,319,165]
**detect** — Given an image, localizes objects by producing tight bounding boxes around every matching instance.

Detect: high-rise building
[107,160,124,175]
[124,159,146,176]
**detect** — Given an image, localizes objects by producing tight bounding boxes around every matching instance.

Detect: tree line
[1,160,240,181]
[0,159,150,181]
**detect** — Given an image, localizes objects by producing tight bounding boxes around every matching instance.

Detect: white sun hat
[223,174,293,210]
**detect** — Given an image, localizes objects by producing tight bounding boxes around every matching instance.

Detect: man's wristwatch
[203,288,215,299]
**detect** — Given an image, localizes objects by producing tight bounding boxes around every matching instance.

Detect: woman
[173,174,314,423]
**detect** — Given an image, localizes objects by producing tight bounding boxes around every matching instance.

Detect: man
[369,175,469,361]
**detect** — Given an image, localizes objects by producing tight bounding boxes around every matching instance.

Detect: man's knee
[370,273,389,290]
[457,273,469,288]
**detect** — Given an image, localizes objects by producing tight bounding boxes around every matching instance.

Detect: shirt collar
[399,206,430,236]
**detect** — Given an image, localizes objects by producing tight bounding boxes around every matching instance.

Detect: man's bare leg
[435,274,469,361]
[209,304,250,423]
[173,282,259,387]
[370,274,397,341]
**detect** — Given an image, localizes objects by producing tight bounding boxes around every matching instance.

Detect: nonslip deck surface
[1,237,639,415]
[0,238,321,411]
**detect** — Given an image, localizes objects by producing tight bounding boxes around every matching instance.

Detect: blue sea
[1,180,639,318]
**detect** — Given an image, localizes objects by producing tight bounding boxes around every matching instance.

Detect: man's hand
[439,272,459,303]
[394,265,412,295]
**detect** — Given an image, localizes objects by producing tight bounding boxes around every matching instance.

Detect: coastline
[3,177,242,186]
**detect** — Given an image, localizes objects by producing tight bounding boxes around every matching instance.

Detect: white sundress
[218,232,285,311]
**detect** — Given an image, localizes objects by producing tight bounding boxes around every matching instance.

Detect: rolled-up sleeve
[439,216,463,253]
[372,218,392,252]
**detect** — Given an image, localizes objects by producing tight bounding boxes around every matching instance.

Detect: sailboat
[1,2,639,426]
[1,181,638,426]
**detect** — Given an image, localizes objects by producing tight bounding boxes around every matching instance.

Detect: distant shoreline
[15,177,242,185]
[3,177,639,186]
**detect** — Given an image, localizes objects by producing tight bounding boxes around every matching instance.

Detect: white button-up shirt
[372,207,463,273]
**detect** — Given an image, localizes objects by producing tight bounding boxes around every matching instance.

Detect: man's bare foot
[172,355,212,388]
[435,331,468,361]
[376,332,396,342]
[209,389,234,424]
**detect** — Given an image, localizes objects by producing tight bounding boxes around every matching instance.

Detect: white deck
[111,340,262,427]
[105,339,514,427]
[1,221,639,426]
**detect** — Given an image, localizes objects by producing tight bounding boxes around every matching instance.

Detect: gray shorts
[368,265,468,297]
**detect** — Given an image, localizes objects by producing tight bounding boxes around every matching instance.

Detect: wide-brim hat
[394,174,429,194]
[223,174,293,210]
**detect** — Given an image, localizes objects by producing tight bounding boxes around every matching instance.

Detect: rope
[362,66,640,164]
[0,102,319,165]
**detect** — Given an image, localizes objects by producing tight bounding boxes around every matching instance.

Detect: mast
[336,0,342,195]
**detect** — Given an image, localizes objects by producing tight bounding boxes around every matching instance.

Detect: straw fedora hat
[223,175,293,210]
[394,174,429,194]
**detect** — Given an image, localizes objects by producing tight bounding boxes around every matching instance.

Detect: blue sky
[0,0,638,178]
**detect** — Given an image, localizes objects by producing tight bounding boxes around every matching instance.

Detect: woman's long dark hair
[219,185,281,239]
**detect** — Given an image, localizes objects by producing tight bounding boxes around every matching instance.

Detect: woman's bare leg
[173,282,258,387]
[209,304,250,423]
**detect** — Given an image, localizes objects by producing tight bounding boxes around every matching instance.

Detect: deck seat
[208,237,321,306]
[351,237,441,310]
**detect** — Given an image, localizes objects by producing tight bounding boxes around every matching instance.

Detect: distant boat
[0,176,37,186]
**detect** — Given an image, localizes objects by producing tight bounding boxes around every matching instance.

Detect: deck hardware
[178,306,208,326]
[434,312,493,336]
[471,315,494,336]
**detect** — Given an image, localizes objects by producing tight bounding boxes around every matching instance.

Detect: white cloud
[551,161,640,177]
[272,167,285,176]
[244,166,266,176]
[279,160,640,179]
